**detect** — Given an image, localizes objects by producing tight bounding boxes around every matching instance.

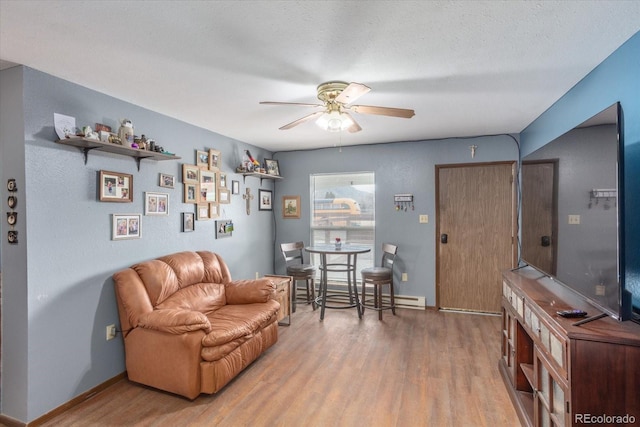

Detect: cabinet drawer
[535,316,567,378]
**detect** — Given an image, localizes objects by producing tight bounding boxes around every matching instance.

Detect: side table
[265,274,292,326]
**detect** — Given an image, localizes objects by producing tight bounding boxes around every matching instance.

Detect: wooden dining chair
[360,243,398,320]
[280,241,317,311]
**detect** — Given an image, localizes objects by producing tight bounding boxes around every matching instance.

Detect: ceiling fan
[260,81,415,133]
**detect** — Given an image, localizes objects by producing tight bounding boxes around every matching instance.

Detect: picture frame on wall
[159,173,175,188]
[145,192,169,216]
[232,180,240,195]
[184,183,198,203]
[264,159,280,176]
[209,149,221,170]
[199,170,217,202]
[219,188,231,204]
[182,164,199,184]
[196,203,210,220]
[196,150,209,168]
[209,202,220,219]
[258,189,273,211]
[112,213,141,240]
[282,195,301,219]
[99,170,133,202]
[182,212,195,232]
[219,172,227,188]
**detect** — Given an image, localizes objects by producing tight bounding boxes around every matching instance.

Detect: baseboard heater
[294,283,426,310]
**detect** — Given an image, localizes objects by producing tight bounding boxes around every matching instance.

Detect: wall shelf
[241,171,283,185]
[56,137,181,170]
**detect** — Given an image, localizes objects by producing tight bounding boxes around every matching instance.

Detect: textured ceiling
[1,1,639,152]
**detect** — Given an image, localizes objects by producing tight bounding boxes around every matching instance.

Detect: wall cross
[243,188,254,215]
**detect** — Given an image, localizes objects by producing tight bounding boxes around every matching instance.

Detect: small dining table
[305,244,371,320]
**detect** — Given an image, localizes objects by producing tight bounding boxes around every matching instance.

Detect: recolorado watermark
[575,413,636,424]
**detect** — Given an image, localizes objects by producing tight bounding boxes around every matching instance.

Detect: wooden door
[521,161,557,275]
[436,162,516,313]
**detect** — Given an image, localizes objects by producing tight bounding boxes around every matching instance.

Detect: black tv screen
[520,102,632,321]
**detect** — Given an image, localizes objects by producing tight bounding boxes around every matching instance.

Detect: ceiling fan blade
[260,101,324,108]
[279,111,325,130]
[335,82,371,105]
[343,112,362,133]
[349,104,415,118]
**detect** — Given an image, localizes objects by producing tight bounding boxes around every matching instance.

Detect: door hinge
[566,401,570,413]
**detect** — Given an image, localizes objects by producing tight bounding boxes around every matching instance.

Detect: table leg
[353,254,362,318]
[320,253,327,321]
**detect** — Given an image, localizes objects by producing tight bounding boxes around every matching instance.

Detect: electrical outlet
[568,214,581,225]
[419,214,429,224]
[106,324,116,341]
[401,273,408,282]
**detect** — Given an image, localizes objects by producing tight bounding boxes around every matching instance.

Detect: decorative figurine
[118,119,135,148]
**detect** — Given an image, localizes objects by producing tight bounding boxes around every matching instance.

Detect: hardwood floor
[38,306,519,427]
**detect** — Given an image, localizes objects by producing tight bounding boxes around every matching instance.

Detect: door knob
[441,234,448,244]
[541,235,551,247]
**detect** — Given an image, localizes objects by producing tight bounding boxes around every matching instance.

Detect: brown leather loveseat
[113,251,280,399]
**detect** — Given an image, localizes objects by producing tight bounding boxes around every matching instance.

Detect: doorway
[436,162,517,313]
[520,160,557,275]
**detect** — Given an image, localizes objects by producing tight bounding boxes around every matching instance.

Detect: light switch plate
[568,215,581,225]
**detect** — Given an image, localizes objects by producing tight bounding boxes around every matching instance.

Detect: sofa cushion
[202,301,280,348]
[156,282,226,314]
[131,260,180,306]
[157,251,206,289]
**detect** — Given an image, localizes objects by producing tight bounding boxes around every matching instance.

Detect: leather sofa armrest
[138,309,212,334]
[225,278,276,304]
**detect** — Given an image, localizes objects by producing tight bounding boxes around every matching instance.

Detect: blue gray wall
[520,30,640,311]
[272,136,520,305]
[1,67,277,423]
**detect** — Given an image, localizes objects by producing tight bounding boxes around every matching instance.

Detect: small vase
[335,242,342,250]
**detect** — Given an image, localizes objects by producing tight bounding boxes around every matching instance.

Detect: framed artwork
[196,203,210,220]
[199,170,217,202]
[215,220,233,239]
[265,159,280,176]
[232,180,240,195]
[99,170,133,202]
[182,212,195,232]
[219,172,227,188]
[209,149,221,170]
[196,150,209,168]
[112,214,141,240]
[259,189,273,211]
[209,202,220,219]
[182,164,199,184]
[159,173,175,188]
[184,183,198,203]
[145,192,169,216]
[282,195,301,219]
[219,188,231,204]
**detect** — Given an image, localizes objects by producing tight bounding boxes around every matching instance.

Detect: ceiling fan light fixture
[316,111,353,132]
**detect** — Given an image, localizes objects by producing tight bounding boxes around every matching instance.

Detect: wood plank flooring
[38,305,520,427]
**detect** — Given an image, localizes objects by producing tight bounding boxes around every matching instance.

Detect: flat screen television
[520,102,635,321]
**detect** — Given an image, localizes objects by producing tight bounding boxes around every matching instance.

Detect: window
[310,172,375,282]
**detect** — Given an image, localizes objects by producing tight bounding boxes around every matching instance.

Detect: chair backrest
[281,241,306,266]
[380,243,398,270]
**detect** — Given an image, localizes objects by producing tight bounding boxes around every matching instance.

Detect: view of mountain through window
[310,172,375,281]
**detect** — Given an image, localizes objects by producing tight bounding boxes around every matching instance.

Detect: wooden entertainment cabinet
[500,267,640,427]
